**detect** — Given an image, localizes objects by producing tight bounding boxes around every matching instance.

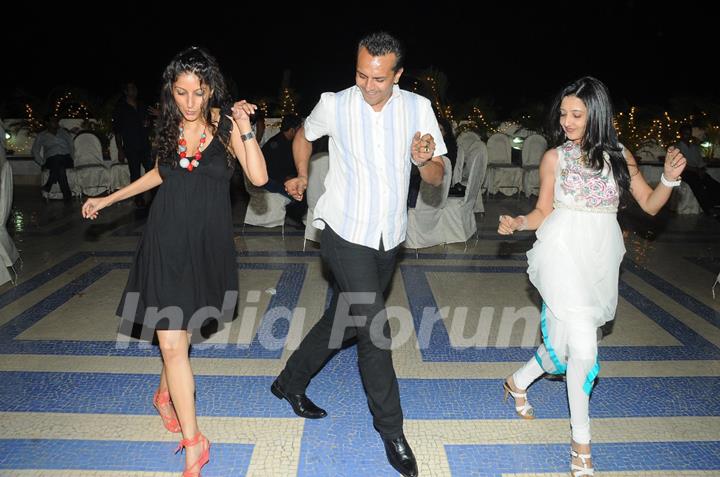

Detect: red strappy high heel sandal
[175,432,210,477]
[153,390,182,433]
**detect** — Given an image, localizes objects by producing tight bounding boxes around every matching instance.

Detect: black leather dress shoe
[271,379,327,419]
[448,183,466,197]
[383,434,418,477]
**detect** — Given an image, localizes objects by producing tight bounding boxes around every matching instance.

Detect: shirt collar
[353,84,402,111]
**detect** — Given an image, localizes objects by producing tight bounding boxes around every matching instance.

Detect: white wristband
[661,173,681,187]
[516,215,528,231]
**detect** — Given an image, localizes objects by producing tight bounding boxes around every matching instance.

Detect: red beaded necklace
[177,124,207,171]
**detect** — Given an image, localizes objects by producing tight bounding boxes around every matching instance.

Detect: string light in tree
[257,100,269,118]
[279,87,297,117]
[424,75,444,117]
[456,106,494,135]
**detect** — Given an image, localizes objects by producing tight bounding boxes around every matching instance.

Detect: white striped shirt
[31,129,74,166]
[305,85,446,250]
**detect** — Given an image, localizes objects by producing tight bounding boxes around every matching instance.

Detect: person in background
[32,116,74,202]
[261,114,306,222]
[113,81,154,207]
[676,123,720,217]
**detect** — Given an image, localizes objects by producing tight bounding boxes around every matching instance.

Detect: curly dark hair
[156,47,233,168]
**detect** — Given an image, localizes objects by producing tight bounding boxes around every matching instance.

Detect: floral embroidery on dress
[559,142,619,208]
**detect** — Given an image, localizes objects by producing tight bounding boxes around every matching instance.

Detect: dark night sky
[6,1,715,117]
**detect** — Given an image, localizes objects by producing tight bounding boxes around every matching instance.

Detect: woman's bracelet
[661,173,681,187]
[516,215,528,231]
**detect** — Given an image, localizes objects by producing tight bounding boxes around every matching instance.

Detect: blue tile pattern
[0,439,252,475]
[3,369,718,419]
[400,264,720,362]
[2,242,720,475]
[0,258,306,359]
[445,441,720,476]
[624,258,720,328]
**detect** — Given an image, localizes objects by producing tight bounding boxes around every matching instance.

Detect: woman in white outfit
[498,76,687,476]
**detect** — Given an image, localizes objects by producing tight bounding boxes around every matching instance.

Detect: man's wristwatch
[412,157,431,168]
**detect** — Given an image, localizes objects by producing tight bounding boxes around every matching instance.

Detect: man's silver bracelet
[416,159,431,168]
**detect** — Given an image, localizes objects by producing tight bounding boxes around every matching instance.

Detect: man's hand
[285,176,308,201]
[410,132,435,164]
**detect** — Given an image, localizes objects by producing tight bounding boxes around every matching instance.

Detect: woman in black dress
[82,47,267,476]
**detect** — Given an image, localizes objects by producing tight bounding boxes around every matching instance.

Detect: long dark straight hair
[546,76,630,195]
[156,47,233,168]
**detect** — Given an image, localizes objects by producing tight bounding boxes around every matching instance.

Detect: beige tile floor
[1,183,719,476]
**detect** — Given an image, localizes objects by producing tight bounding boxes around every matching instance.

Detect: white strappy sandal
[570,448,594,476]
[502,379,535,419]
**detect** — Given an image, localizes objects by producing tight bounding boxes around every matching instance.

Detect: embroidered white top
[304,85,447,250]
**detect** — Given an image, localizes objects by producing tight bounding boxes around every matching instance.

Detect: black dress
[116,116,238,339]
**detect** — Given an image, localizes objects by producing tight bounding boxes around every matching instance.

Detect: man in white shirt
[31,116,74,201]
[271,32,446,477]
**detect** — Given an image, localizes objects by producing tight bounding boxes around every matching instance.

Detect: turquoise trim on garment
[539,302,567,375]
[583,360,601,395]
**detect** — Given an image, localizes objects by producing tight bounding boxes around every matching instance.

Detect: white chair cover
[73,133,110,196]
[468,141,489,213]
[521,134,548,197]
[304,152,329,249]
[405,156,452,250]
[485,133,523,196]
[634,139,665,163]
[452,146,465,186]
[456,131,481,185]
[441,145,485,245]
[0,160,19,285]
[457,131,482,154]
[108,136,131,191]
[243,173,290,228]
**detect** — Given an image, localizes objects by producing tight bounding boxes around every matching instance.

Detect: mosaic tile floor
[1,183,719,476]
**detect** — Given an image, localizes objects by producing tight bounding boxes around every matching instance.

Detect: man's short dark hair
[280,114,302,132]
[358,32,404,71]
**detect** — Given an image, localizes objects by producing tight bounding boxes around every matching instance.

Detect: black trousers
[43,154,73,199]
[278,225,404,438]
[126,149,153,182]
